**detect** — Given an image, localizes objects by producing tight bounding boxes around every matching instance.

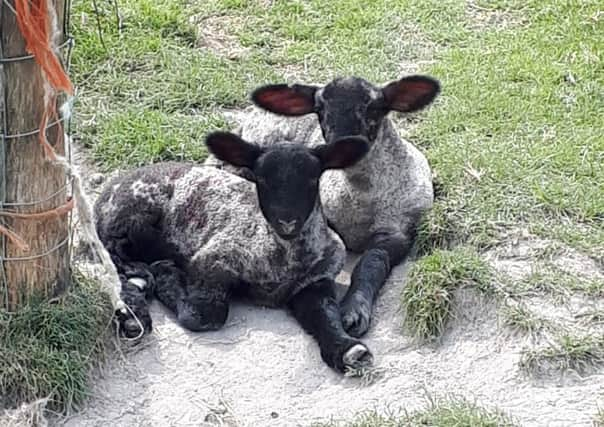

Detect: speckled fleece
[94,162,346,307]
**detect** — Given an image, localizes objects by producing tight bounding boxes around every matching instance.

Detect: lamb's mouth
[277,231,298,240]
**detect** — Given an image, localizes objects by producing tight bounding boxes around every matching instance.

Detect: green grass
[0,273,113,412]
[501,303,547,336]
[88,109,226,169]
[72,0,280,170]
[313,398,516,426]
[195,1,438,83]
[532,223,604,263]
[520,334,604,376]
[412,1,604,256]
[511,265,604,299]
[73,0,603,258]
[576,309,604,327]
[390,0,603,341]
[401,248,493,341]
[407,398,516,427]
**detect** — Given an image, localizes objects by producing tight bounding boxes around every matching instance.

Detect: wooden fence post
[0,0,70,309]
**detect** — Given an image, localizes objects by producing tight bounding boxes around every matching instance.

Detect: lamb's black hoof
[122,318,147,338]
[116,307,152,339]
[117,278,153,339]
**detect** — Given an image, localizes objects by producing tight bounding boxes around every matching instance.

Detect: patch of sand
[53,252,603,427]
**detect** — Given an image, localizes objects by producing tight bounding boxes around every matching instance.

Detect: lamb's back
[164,166,265,258]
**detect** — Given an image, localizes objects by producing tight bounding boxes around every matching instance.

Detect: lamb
[94,131,374,372]
[205,75,440,338]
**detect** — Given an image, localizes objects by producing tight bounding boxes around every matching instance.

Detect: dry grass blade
[344,365,387,387]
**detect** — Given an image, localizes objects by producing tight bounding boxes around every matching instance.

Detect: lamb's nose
[278,219,297,234]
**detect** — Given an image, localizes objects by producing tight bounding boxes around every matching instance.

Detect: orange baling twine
[0,0,75,253]
[14,0,73,94]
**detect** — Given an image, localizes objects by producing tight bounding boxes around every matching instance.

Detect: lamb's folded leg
[288,279,373,373]
[153,260,231,332]
[114,261,156,339]
[340,221,418,338]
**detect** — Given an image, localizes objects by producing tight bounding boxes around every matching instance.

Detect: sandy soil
[52,251,603,427]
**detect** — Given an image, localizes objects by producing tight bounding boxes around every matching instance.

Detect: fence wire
[0,0,74,308]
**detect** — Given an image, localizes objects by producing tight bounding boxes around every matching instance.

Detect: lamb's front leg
[288,280,373,373]
[152,260,230,332]
[115,261,156,339]
[340,224,417,338]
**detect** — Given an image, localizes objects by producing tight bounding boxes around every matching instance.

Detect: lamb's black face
[315,77,387,144]
[251,74,441,145]
[253,145,322,239]
[206,132,370,240]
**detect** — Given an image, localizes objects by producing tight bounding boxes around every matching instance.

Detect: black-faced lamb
[205,75,440,337]
[94,132,373,372]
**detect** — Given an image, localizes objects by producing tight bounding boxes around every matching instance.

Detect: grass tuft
[576,309,604,327]
[595,406,604,427]
[511,266,604,299]
[0,272,113,412]
[312,397,516,426]
[408,398,516,427]
[343,365,386,387]
[401,248,493,341]
[520,334,604,376]
[501,302,546,335]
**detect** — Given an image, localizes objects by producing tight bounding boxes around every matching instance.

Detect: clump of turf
[401,248,493,341]
[0,272,113,412]
[520,334,604,376]
[511,266,604,300]
[501,302,547,336]
[312,397,516,426]
[408,398,516,427]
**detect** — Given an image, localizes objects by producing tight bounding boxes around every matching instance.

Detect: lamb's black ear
[382,75,440,113]
[314,136,369,170]
[251,84,318,116]
[205,132,262,169]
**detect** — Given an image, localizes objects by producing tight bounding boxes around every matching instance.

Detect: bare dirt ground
[48,156,603,426]
[52,254,603,427]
